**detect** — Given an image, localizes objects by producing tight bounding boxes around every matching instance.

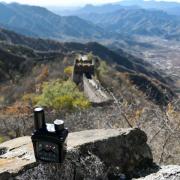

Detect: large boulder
[136,165,180,180]
[0,128,152,180]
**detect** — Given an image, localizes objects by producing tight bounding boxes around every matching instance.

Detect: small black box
[31,107,68,163]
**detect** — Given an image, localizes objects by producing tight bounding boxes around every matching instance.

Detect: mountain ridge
[75,8,180,40]
[65,0,180,16]
[1,2,180,41]
[0,2,108,40]
[0,28,176,105]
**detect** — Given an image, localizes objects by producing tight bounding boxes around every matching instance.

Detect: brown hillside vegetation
[0,29,179,165]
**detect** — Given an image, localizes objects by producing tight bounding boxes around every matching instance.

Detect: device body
[31,108,68,163]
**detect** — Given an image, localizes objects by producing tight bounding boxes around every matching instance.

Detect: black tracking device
[31,107,68,163]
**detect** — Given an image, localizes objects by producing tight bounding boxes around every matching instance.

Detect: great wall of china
[72,55,112,105]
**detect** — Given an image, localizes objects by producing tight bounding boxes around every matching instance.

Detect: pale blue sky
[1,0,180,6]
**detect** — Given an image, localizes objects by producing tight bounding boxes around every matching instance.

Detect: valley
[107,36,180,95]
[136,37,180,95]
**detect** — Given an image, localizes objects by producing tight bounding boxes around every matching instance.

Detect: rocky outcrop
[0,128,153,180]
[136,165,180,180]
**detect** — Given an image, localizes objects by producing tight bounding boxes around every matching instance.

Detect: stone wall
[0,128,179,180]
[83,75,112,105]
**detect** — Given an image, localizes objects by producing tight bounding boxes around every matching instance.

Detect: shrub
[64,66,73,77]
[87,52,94,60]
[35,79,90,111]
[22,93,41,105]
[0,96,4,104]
[0,136,4,143]
[97,61,109,77]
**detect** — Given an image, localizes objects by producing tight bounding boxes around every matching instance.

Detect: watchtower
[72,55,95,84]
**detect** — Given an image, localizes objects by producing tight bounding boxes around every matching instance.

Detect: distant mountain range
[119,0,180,16]
[0,2,108,40]
[0,3,180,42]
[0,2,180,41]
[59,0,180,16]
[77,8,180,40]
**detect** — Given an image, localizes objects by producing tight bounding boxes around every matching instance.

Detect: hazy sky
[1,0,180,6]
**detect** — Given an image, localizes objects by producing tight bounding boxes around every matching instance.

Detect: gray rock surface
[0,128,153,180]
[136,165,180,180]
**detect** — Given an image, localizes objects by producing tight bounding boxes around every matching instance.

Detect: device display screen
[36,141,59,162]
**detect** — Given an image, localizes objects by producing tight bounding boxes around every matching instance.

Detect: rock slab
[0,128,152,180]
[136,165,180,180]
